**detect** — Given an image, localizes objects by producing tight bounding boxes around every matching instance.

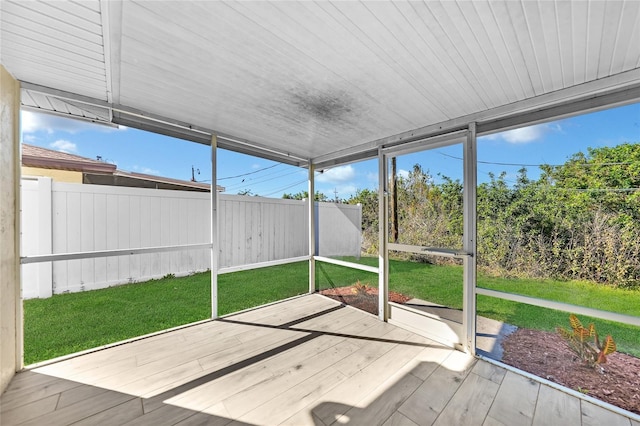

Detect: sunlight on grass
[24,262,309,365]
[23,257,640,364]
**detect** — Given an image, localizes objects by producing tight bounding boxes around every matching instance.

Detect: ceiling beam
[312,69,640,170]
[18,81,308,167]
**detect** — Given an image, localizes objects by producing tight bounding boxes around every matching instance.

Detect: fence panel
[21,180,361,298]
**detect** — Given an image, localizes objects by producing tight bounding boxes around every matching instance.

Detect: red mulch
[318,285,410,316]
[502,328,640,415]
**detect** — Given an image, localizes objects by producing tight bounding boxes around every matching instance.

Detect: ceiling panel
[0,0,107,100]
[1,0,639,164]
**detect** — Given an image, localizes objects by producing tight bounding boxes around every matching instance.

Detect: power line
[438,152,634,168]
[262,179,308,197]
[224,169,302,191]
[218,163,280,181]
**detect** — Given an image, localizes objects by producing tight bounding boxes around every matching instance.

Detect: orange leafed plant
[557,314,616,368]
[351,280,371,296]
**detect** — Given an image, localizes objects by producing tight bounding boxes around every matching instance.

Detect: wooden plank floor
[2,294,638,425]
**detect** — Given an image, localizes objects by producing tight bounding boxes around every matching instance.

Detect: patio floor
[1,294,637,426]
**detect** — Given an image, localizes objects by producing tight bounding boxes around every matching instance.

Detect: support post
[378,149,389,321]
[463,123,478,354]
[210,135,219,319]
[308,161,316,293]
[0,65,22,391]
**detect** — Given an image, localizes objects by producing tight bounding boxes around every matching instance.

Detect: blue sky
[21,102,639,199]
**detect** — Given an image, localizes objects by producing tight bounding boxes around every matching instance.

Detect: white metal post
[378,149,389,321]
[211,135,219,319]
[308,161,316,293]
[463,123,478,354]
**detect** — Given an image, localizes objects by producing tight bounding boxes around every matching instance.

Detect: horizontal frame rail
[314,256,379,274]
[388,243,471,259]
[20,243,213,264]
[476,287,640,327]
[380,129,467,157]
[218,256,308,275]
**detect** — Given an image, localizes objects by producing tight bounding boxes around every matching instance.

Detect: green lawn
[24,257,640,364]
[24,262,309,365]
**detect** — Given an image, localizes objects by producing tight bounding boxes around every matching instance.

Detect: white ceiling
[1,1,639,167]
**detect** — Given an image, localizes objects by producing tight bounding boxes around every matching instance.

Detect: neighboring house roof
[22,143,117,174]
[22,144,223,192]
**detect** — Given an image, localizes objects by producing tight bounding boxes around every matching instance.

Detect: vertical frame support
[463,123,478,354]
[378,149,389,321]
[210,135,219,319]
[308,161,316,293]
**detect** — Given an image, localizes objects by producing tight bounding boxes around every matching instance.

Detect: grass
[24,263,308,365]
[316,257,640,356]
[24,257,640,364]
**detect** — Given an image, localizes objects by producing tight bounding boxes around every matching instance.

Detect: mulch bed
[318,285,410,316]
[502,328,640,415]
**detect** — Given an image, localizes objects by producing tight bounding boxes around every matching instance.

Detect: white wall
[21,180,362,298]
[1,64,21,392]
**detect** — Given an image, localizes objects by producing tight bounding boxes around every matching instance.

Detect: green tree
[282,190,329,202]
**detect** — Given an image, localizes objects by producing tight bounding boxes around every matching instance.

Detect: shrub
[557,314,617,367]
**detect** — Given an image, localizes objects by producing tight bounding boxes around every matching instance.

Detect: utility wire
[438,152,635,168]
[224,169,302,191]
[262,179,308,197]
[218,163,280,181]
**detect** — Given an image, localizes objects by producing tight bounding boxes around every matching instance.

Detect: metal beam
[219,256,309,275]
[211,136,219,319]
[476,288,640,327]
[378,148,389,321]
[18,82,308,167]
[477,84,640,135]
[380,130,468,157]
[387,243,470,259]
[463,123,477,355]
[20,243,213,264]
[314,256,379,274]
[308,162,316,294]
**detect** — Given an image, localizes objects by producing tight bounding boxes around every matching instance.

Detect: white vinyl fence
[21,177,361,299]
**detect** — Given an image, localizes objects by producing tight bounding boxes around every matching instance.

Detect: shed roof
[2,1,639,168]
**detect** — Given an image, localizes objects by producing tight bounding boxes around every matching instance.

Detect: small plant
[351,280,371,296]
[576,386,589,394]
[557,314,616,368]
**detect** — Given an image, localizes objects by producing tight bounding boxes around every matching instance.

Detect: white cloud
[366,172,378,182]
[502,126,544,143]
[23,134,38,143]
[335,184,357,199]
[21,110,123,135]
[316,165,356,183]
[397,169,410,180]
[483,123,563,144]
[50,140,77,153]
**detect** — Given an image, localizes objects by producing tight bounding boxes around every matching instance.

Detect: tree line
[329,143,639,288]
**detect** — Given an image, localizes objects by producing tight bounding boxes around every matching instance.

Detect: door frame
[377,124,477,354]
